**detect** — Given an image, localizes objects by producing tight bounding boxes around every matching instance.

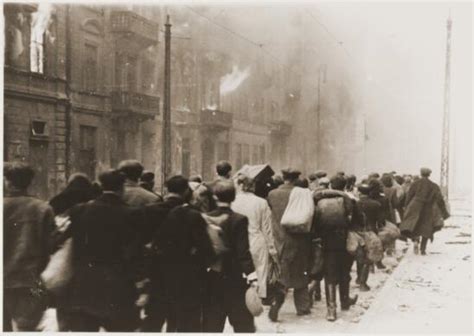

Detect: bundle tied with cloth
[280,186,315,233]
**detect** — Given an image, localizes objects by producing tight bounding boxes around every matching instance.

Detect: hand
[55,216,71,233]
[135,293,149,308]
[247,271,258,285]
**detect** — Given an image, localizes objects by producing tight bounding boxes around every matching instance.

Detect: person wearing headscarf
[49,173,99,331]
[231,174,278,300]
[50,173,96,216]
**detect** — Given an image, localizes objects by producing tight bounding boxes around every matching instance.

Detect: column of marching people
[3,160,449,331]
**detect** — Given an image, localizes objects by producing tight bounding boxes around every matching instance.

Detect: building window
[252,145,259,164]
[83,43,98,91]
[182,138,191,177]
[79,125,97,179]
[217,141,229,161]
[30,19,45,73]
[80,125,96,150]
[235,143,242,170]
[260,144,266,163]
[242,144,250,165]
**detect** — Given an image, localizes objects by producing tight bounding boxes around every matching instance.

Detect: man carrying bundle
[312,175,358,321]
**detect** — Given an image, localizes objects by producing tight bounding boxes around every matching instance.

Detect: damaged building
[3,3,362,198]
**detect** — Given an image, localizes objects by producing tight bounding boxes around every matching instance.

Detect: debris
[397,304,410,312]
[445,241,471,244]
[456,232,471,238]
[462,255,470,261]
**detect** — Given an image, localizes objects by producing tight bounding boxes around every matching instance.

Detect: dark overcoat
[4,192,55,289]
[400,178,449,239]
[65,193,143,323]
[267,184,311,289]
[158,205,216,305]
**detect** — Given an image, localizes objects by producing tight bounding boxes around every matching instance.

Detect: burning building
[3,4,362,197]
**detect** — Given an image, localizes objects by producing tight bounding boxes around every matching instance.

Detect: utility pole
[316,65,323,168]
[162,15,172,192]
[440,14,452,202]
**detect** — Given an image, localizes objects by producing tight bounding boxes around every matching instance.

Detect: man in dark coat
[142,176,190,332]
[157,181,216,332]
[355,184,385,291]
[313,175,358,321]
[3,162,54,331]
[400,168,449,255]
[267,168,311,321]
[60,170,143,331]
[202,181,256,332]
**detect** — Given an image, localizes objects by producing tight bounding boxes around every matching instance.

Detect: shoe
[340,281,358,310]
[268,289,285,322]
[325,283,337,322]
[359,264,371,292]
[421,250,427,256]
[297,310,311,316]
[359,283,371,292]
[376,261,386,269]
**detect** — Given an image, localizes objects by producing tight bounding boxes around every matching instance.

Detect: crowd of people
[3,159,450,332]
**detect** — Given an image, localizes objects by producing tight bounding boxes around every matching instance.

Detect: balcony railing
[269,120,292,137]
[111,91,160,118]
[110,11,159,47]
[200,108,233,130]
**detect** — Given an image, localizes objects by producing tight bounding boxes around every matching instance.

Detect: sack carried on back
[314,190,350,230]
[281,187,315,233]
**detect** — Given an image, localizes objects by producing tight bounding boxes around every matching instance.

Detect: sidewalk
[352,215,472,334]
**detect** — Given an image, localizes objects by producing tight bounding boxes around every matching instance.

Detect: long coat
[158,205,216,305]
[267,184,311,289]
[4,191,55,289]
[65,193,142,323]
[400,177,449,239]
[232,192,277,298]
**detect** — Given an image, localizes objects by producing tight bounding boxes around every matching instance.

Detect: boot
[325,283,337,322]
[420,237,428,255]
[355,262,362,285]
[340,280,358,310]
[376,260,386,269]
[314,281,321,301]
[359,264,371,292]
[268,287,285,322]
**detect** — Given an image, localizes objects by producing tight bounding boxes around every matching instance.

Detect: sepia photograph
[1,0,472,333]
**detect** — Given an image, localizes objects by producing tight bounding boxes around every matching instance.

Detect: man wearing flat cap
[266,168,312,321]
[309,170,327,192]
[400,167,449,255]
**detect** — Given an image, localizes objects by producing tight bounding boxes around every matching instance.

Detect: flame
[31,3,52,42]
[220,66,250,96]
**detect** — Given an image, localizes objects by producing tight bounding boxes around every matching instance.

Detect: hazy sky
[310,1,472,196]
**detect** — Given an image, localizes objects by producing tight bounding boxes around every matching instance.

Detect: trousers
[202,271,255,333]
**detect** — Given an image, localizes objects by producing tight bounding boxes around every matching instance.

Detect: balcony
[200,108,233,131]
[110,11,159,49]
[111,91,160,119]
[269,120,292,137]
